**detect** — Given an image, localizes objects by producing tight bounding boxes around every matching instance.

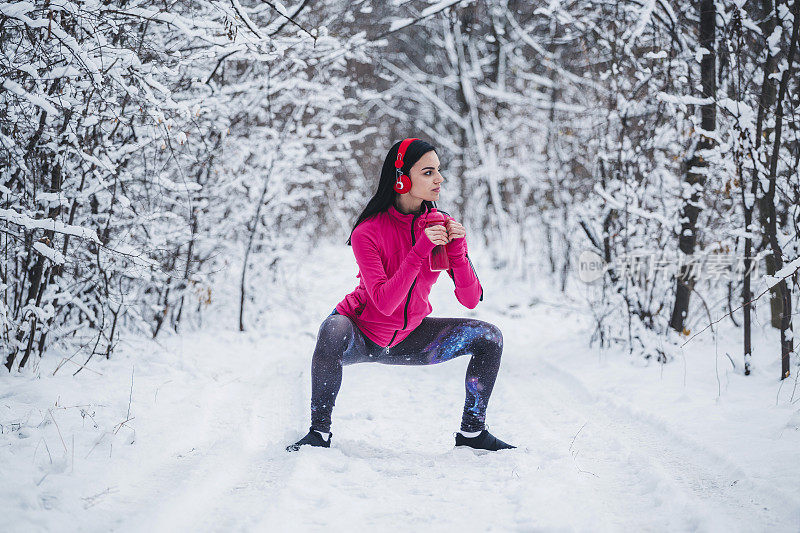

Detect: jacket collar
[388,202,431,228]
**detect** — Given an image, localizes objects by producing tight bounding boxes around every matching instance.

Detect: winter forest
[3,0,800,530]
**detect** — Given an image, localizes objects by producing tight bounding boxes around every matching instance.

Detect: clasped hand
[423,219,466,246]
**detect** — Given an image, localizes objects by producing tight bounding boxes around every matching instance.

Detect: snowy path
[107,324,798,532]
[75,321,798,532]
[4,243,800,531]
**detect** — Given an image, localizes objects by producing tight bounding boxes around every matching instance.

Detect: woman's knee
[474,320,503,354]
[316,314,354,348]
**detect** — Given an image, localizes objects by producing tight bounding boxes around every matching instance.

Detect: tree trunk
[670,0,716,333]
[743,0,779,374]
[240,160,274,332]
[763,0,800,379]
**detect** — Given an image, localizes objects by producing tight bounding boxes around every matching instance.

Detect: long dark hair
[346,139,440,246]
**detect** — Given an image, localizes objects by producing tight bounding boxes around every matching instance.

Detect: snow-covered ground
[3,242,800,532]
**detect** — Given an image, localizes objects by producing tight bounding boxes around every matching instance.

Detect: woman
[286,138,514,452]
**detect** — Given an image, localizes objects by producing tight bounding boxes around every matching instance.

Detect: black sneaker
[286,427,332,452]
[455,428,515,451]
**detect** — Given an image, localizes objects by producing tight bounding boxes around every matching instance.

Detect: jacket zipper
[387,212,421,348]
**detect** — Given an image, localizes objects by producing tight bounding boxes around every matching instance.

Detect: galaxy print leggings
[309,308,504,434]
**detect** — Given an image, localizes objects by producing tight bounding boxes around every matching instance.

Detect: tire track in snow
[91,334,306,532]
[109,374,260,531]
[518,355,800,531]
[488,350,698,530]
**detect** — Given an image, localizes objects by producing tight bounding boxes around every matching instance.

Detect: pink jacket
[335,203,483,348]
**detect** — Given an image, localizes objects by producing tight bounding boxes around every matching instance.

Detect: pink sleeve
[443,216,482,309]
[351,226,437,316]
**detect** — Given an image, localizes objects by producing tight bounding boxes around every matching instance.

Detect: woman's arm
[443,215,482,309]
[446,237,483,309]
[351,226,437,315]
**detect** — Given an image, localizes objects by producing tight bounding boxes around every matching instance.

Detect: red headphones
[393,137,419,194]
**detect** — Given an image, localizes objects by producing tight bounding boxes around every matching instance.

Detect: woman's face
[406,150,444,202]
